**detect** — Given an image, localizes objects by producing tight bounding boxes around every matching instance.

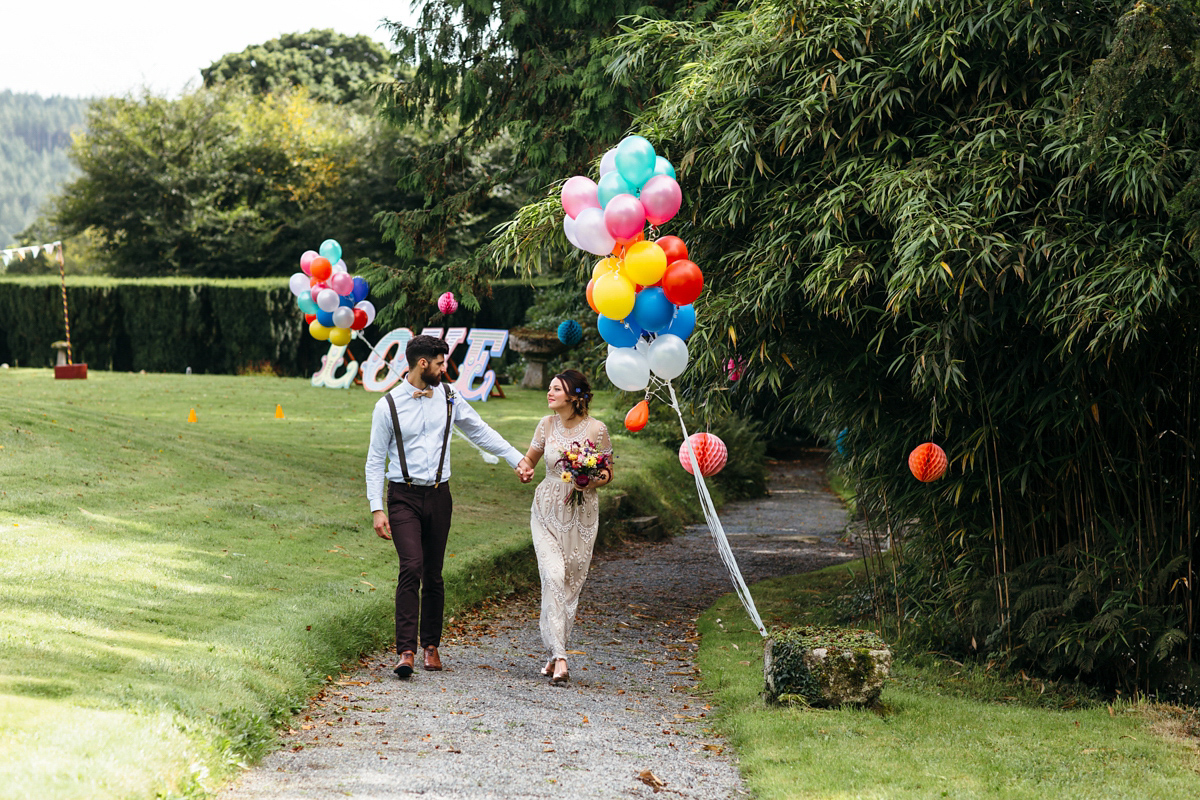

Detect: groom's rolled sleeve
[365,400,391,512]
[453,401,523,468]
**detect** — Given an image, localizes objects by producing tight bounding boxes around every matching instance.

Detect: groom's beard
[421,366,444,386]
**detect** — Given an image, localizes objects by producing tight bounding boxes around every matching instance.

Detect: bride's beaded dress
[529,414,613,660]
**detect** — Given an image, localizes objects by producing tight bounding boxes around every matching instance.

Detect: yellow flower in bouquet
[560,471,573,482]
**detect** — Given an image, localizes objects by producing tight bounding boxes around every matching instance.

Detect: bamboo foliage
[495,0,1200,694]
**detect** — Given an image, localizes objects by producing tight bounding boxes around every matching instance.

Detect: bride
[517,370,613,684]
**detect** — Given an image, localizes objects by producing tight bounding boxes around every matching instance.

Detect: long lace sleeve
[531,416,547,452]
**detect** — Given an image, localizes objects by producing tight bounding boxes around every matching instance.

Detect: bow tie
[412,388,434,399]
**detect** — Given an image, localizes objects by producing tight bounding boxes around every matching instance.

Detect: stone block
[763,626,891,707]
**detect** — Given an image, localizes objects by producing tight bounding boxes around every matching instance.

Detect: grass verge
[0,369,695,799]
[697,562,1200,799]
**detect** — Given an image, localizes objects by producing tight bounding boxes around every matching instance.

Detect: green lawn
[698,564,1200,799]
[0,369,689,799]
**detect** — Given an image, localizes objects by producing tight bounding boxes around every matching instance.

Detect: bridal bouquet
[554,439,612,506]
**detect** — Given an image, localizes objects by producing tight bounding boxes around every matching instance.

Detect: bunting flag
[1,240,62,271]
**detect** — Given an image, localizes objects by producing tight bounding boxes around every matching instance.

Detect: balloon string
[666,381,768,637]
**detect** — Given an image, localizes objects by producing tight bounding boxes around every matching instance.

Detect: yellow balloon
[329,326,353,346]
[592,271,636,320]
[591,256,620,282]
[623,241,667,286]
[309,320,331,341]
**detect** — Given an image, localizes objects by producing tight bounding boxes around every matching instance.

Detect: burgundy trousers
[386,481,453,654]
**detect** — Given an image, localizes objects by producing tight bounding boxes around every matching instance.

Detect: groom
[366,334,529,677]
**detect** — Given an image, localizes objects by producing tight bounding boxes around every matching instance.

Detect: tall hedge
[0,277,535,375]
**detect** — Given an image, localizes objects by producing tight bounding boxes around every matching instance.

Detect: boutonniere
[445,386,457,405]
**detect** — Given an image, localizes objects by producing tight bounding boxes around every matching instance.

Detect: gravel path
[219,453,857,800]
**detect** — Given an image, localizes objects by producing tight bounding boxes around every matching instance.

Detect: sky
[1,2,419,99]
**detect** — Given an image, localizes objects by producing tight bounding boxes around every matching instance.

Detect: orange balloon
[586,279,599,314]
[624,400,649,432]
[310,257,333,281]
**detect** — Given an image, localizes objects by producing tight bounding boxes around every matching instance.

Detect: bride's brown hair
[554,370,592,417]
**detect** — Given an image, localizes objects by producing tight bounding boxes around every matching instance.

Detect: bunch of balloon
[288,239,375,347]
[559,135,701,394]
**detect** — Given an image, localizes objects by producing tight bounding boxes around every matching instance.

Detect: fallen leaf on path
[637,769,667,792]
[702,744,723,753]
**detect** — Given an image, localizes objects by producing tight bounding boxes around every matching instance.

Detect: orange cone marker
[275,404,285,419]
[188,408,198,423]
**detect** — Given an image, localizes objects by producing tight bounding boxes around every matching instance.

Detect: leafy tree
[495,0,1200,695]
[201,29,391,105]
[48,85,408,277]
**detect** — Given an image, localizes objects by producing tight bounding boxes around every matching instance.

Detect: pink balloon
[640,175,682,226]
[329,272,354,295]
[300,249,318,276]
[561,176,601,219]
[603,193,646,243]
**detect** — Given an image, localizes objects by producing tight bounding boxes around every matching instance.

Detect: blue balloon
[316,308,335,326]
[663,304,695,340]
[616,135,657,188]
[652,156,676,180]
[557,319,583,346]
[597,170,636,207]
[596,314,642,348]
[351,276,370,303]
[633,287,674,333]
[339,293,355,307]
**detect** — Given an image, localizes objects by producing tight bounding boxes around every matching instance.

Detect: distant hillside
[0,91,90,248]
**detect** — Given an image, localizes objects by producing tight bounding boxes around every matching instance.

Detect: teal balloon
[597,170,636,207]
[663,304,695,340]
[297,291,318,315]
[616,135,656,188]
[319,238,342,263]
[652,156,676,180]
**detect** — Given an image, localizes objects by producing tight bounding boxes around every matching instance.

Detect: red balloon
[350,309,369,330]
[662,259,704,305]
[310,256,333,282]
[585,279,599,314]
[304,313,316,324]
[908,443,948,482]
[679,433,728,477]
[624,400,649,432]
[656,235,688,264]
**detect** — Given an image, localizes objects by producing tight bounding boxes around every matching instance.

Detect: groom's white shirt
[365,383,523,512]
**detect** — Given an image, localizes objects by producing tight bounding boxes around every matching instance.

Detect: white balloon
[605,347,650,391]
[599,147,618,176]
[316,288,341,312]
[333,259,348,274]
[574,207,617,256]
[355,300,377,326]
[647,333,689,380]
[288,272,310,296]
[563,214,580,248]
[332,306,355,329]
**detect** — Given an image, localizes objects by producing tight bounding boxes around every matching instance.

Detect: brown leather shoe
[393,650,415,678]
[423,645,443,671]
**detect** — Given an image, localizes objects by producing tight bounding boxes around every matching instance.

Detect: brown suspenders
[384,388,454,486]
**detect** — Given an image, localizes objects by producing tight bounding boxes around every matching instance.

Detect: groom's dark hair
[406,334,449,367]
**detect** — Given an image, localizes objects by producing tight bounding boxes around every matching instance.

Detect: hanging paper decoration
[679,433,728,477]
[557,319,583,346]
[438,292,458,315]
[908,442,948,482]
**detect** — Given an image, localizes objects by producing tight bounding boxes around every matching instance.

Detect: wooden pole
[56,242,71,365]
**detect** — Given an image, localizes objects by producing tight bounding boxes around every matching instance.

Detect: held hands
[516,457,535,483]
